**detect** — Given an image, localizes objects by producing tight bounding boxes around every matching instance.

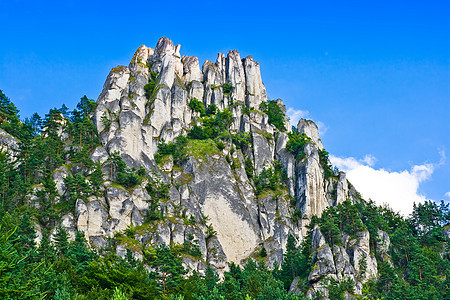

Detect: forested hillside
[1,89,449,299]
[0,37,449,299]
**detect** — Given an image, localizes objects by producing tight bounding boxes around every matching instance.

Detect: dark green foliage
[145,244,186,295]
[15,209,36,253]
[253,162,287,196]
[0,226,47,299]
[107,152,141,188]
[318,149,335,179]
[205,103,217,116]
[188,97,206,116]
[260,100,287,131]
[65,173,93,203]
[89,161,104,194]
[82,254,157,299]
[188,108,234,140]
[286,131,312,161]
[260,246,267,257]
[145,175,169,221]
[231,132,252,150]
[312,200,365,246]
[68,95,100,150]
[54,225,70,256]
[36,229,56,262]
[410,200,448,238]
[34,177,59,227]
[241,103,251,116]
[326,277,355,300]
[244,158,254,178]
[216,140,225,151]
[100,113,113,131]
[154,135,188,165]
[0,89,22,138]
[144,71,159,100]
[222,83,233,95]
[182,233,202,258]
[275,235,309,291]
[204,260,295,300]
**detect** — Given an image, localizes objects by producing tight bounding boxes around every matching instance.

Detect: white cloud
[286,107,328,136]
[330,153,442,216]
[317,121,329,135]
[286,107,309,127]
[362,154,377,167]
[445,192,450,199]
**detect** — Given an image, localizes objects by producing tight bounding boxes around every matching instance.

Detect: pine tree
[37,229,56,262]
[15,209,37,253]
[67,231,96,274]
[0,226,46,298]
[146,245,186,295]
[54,225,69,256]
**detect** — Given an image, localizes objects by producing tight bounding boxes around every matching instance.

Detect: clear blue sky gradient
[1,0,449,202]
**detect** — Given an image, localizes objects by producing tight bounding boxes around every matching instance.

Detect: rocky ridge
[24,37,384,297]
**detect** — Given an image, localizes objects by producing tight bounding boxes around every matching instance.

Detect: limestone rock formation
[305,225,379,298]
[31,37,371,292]
[0,128,19,153]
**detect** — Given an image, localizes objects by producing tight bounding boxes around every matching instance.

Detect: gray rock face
[20,37,364,284]
[307,226,378,297]
[297,119,323,150]
[296,143,328,220]
[0,128,19,153]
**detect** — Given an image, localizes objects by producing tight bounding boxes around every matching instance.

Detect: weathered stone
[297,118,324,150]
[52,165,69,196]
[0,128,19,152]
[296,143,328,220]
[225,50,246,102]
[243,55,267,108]
[182,56,203,83]
[64,38,377,287]
[90,146,109,164]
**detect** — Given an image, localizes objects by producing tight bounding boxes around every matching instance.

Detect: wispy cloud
[286,107,309,126]
[445,192,450,199]
[330,151,445,215]
[286,107,328,135]
[317,121,328,135]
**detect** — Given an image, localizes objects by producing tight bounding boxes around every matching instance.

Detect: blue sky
[1,0,449,213]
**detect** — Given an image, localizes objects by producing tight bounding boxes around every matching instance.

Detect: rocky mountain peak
[84,38,363,272]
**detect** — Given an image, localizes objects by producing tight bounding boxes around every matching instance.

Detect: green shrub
[260,246,267,257]
[319,149,335,179]
[145,175,169,221]
[116,171,140,188]
[154,136,188,166]
[100,113,112,130]
[223,83,232,95]
[188,125,208,140]
[187,108,234,141]
[231,132,252,150]
[216,140,225,151]
[144,71,159,100]
[244,158,254,178]
[253,162,287,196]
[259,100,286,131]
[205,104,217,116]
[286,131,312,161]
[188,98,206,116]
[182,233,202,258]
[144,82,156,99]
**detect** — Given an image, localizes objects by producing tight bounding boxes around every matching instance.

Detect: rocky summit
[1,37,447,299]
[78,37,363,292]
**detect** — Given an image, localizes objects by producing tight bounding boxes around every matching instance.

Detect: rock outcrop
[36,37,365,284]
[305,226,378,298]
